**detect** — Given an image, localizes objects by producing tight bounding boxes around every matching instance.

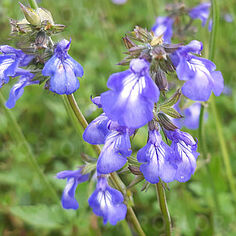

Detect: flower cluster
[3,1,225,228]
[57,25,222,225]
[0,3,83,108]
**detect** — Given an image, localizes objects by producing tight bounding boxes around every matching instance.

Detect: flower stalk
[66,94,146,236]
[156,182,172,236]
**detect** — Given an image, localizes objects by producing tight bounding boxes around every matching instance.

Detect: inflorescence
[0,2,224,226]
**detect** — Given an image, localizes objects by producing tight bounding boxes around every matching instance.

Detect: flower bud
[163,43,182,53]
[35,31,49,49]
[128,166,143,175]
[19,2,41,26]
[37,8,54,24]
[157,113,178,131]
[122,36,136,49]
[154,69,168,91]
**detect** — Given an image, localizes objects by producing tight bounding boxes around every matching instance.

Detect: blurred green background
[0,0,236,235]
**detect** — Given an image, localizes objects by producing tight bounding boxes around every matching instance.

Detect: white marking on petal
[119,74,147,102]
[0,58,14,77]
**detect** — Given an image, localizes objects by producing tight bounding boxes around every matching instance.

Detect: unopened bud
[163,43,182,53]
[128,166,143,175]
[154,69,168,91]
[128,45,145,55]
[19,2,41,26]
[122,36,136,49]
[157,113,178,131]
[37,7,54,24]
[160,89,182,107]
[35,31,49,49]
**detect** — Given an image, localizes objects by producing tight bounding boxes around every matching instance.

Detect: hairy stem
[66,94,146,236]
[0,92,59,203]
[28,0,39,9]
[156,182,172,236]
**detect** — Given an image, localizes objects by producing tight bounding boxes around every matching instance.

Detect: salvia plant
[0,0,226,235]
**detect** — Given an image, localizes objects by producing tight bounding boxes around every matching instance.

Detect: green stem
[127,207,145,236]
[199,104,220,211]
[28,0,39,9]
[209,0,219,61]
[156,182,172,236]
[0,92,59,203]
[199,104,207,156]
[209,0,236,200]
[66,94,101,155]
[211,96,236,200]
[66,94,146,236]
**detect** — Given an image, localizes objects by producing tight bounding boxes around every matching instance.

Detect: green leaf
[10,204,75,229]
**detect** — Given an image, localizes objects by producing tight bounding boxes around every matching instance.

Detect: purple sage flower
[97,120,133,174]
[101,59,159,129]
[83,113,110,145]
[42,39,84,95]
[88,176,127,225]
[83,97,134,174]
[6,73,39,109]
[165,129,199,182]
[172,40,224,101]
[0,45,33,87]
[152,16,174,43]
[56,168,89,210]
[189,3,211,27]
[137,129,177,184]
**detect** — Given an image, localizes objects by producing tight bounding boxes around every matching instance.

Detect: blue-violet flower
[6,72,39,109]
[88,176,127,225]
[56,168,89,210]
[152,16,174,43]
[101,58,159,129]
[83,113,110,145]
[137,129,177,184]
[165,129,199,182]
[171,40,224,101]
[97,126,132,174]
[0,45,33,87]
[189,3,211,27]
[42,39,84,95]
